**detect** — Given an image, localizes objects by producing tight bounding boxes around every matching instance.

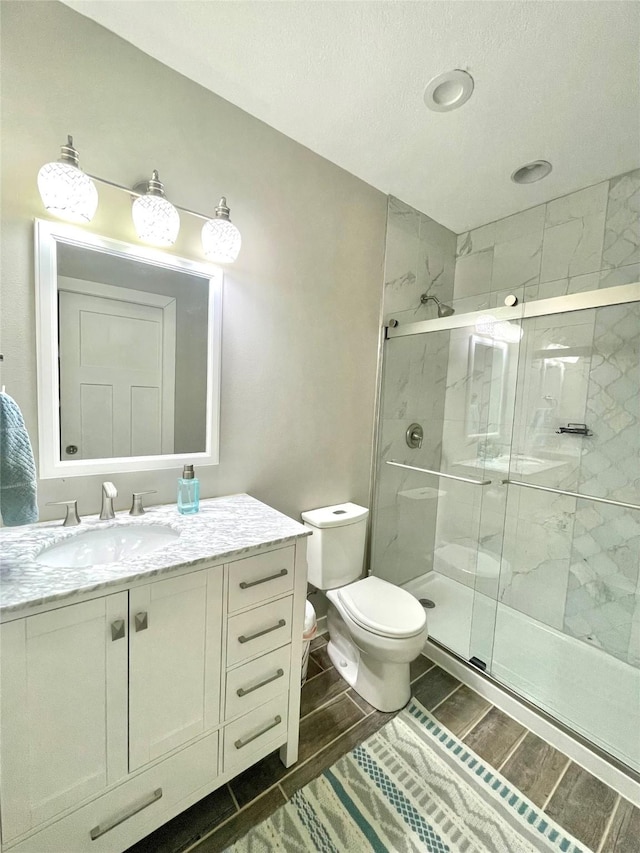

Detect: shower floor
[402,570,640,774]
[403,571,475,657]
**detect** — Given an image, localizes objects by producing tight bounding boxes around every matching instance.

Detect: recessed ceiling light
[511,160,553,184]
[424,70,474,112]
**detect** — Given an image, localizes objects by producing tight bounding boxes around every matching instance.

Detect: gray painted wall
[0,2,387,529]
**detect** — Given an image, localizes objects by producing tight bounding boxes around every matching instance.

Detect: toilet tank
[301,502,369,590]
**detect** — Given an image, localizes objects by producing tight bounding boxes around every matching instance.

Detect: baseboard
[424,639,640,807]
[316,614,328,636]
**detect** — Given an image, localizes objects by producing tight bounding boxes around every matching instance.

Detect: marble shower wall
[383,196,456,325]
[371,198,456,585]
[453,169,640,312]
[453,170,639,669]
[564,303,640,668]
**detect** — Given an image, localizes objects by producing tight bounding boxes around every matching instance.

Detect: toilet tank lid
[301,502,369,529]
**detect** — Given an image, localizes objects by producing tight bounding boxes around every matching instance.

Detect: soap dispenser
[177,464,200,515]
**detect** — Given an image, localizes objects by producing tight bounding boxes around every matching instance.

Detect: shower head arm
[419,293,455,317]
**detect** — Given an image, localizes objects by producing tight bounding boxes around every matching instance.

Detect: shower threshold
[402,571,640,785]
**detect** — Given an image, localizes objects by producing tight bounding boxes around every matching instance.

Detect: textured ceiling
[63,1,640,233]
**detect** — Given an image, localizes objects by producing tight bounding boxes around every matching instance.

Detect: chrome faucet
[100,482,117,520]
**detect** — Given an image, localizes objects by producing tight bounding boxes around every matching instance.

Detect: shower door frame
[369,280,640,788]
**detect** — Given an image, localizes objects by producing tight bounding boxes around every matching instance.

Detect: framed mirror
[35,219,222,478]
[465,334,507,439]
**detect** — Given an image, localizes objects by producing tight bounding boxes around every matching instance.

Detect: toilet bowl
[325,576,428,711]
[301,502,428,712]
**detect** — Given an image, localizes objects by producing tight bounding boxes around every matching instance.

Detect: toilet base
[326,636,412,713]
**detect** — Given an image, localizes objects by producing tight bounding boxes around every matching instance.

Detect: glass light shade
[475,315,523,343]
[201,218,242,263]
[131,194,180,246]
[37,161,98,223]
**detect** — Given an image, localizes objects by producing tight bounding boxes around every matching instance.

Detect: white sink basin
[35,525,180,568]
[458,453,563,475]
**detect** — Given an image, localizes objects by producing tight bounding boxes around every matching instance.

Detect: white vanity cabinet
[0,527,307,853]
[0,593,130,842]
[128,567,223,771]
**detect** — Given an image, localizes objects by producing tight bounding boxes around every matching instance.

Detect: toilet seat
[337,576,426,639]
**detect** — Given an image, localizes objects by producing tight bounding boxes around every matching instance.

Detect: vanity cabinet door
[0,593,128,844]
[128,566,223,771]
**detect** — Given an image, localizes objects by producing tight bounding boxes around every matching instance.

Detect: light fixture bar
[86,172,216,222]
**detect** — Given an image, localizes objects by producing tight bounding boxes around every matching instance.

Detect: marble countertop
[0,494,310,617]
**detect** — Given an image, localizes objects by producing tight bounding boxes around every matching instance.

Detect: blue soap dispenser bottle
[177,464,200,515]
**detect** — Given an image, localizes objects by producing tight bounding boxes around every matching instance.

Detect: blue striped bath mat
[224,698,590,852]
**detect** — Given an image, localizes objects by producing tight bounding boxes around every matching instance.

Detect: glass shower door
[371,305,524,662]
[487,299,640,772]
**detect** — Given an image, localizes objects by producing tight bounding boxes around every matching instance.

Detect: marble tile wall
[563,304,640,667]
[371,198,456,586]
[497,303,639,667]
[383,196,456,326]
[449,170,639,668]
[454,168,640,312]
[372,175,638,669]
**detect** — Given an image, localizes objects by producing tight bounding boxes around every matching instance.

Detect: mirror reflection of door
[58,278,176,459]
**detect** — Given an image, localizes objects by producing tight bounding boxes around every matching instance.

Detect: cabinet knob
[135,611,149,632]
[110,619,125,642]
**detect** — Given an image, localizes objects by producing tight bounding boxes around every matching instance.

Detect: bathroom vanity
[0,494,310,853]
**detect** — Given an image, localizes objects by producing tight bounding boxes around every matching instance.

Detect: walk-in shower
[371,282,640,778]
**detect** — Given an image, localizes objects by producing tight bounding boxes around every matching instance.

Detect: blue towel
[0,392,39,526]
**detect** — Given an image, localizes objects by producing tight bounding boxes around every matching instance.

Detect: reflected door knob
[65,444,78,455]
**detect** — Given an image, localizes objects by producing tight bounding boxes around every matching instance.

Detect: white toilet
[301,502,428,712]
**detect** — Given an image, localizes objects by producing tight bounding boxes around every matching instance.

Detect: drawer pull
[237,668,285,697]
[135,611,148,632]
[239,568,288,590]
[238,619,286,644]
[110,619,125,642]
[234,715,282,750]
[90,788,163,840]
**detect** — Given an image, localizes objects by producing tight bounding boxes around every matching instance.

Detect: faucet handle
[129,491,157,516]
[47,500,80,527]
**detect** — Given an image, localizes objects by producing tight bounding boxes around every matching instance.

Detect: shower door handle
[387,460,492,486]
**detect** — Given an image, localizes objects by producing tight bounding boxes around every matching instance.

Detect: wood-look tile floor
[126,637,639,853]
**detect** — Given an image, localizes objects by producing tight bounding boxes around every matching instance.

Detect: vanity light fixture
[201,197,242,263]
[36,134,242,262]
[131,170,181,247]
[37,136,99,224]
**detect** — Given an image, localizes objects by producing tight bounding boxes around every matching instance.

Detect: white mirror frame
[34,219,223,479]
[465,334,507,439]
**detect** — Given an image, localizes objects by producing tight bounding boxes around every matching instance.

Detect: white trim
[57,278,177,309]
[35,219,223,479]
[423,640,640,807]
[387,281,640,338]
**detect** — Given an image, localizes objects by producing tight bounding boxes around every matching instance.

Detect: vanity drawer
[226,596,293,667]
[5,730,219,853]
[228,548,294,612]
[223,695,288,772]
[225,645,291,720]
